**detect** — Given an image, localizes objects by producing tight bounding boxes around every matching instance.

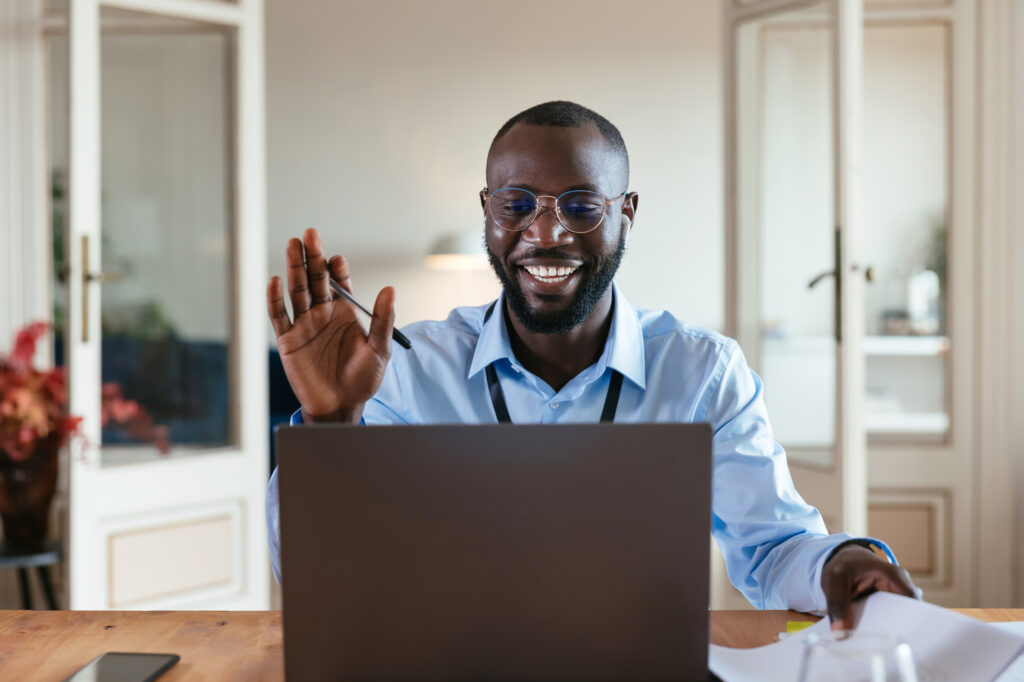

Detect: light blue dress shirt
[266,283,895,612]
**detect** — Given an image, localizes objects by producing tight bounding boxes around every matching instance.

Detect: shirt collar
[467,283,647,391]
[604,283,647,390]
[467,291,515,380]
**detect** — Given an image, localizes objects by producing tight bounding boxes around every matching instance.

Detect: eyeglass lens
[489,188,607,233]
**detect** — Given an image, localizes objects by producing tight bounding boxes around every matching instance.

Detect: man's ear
[621,191,639,236]
[479,189,488,211]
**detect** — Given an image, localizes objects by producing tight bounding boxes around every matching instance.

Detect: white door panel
[64,0,268,610]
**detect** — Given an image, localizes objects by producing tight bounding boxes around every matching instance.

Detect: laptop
[277,422,714,681]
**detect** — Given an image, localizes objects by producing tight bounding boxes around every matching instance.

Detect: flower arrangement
[0,322,81,462]
[0,321,169,463]
[0,322,168,550]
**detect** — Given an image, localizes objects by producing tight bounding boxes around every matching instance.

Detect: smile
[522,265,579,283]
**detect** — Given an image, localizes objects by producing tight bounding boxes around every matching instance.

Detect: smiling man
[265,101,918,628]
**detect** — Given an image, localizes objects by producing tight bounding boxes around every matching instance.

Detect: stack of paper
[709,592,1024,682]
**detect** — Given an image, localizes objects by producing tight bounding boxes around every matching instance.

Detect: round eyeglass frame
[483,186,627,234]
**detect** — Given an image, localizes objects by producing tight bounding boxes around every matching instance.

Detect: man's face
[482,123,636,334]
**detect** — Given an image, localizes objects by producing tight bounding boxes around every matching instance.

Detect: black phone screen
[64,652,180,682]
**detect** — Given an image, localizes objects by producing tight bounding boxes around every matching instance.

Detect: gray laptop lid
[278,422,712,681]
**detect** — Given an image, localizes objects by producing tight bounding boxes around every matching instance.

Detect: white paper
[709,592,1024,682]
[993,623,1024,682]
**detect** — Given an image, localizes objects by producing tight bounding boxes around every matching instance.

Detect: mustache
[510,247,585,264]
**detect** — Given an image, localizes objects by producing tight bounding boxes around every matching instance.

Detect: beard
[486,233,627,334]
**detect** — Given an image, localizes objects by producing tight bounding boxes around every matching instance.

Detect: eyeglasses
[483,187,626,234]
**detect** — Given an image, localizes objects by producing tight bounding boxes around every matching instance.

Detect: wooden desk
[1,608,1021,680]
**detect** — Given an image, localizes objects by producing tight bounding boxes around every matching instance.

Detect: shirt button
[550,402,560,409]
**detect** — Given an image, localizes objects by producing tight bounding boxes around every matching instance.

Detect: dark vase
[0,435,59,552]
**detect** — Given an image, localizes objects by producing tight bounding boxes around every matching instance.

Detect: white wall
[264,0,724,342]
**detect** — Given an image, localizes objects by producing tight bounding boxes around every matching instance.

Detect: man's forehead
[486,123,627,192]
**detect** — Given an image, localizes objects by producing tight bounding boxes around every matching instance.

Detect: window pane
[737,3,837,468]
[98,8,236,459]
[862,23,949,443]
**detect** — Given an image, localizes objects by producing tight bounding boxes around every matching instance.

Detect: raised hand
[266,228,395,423]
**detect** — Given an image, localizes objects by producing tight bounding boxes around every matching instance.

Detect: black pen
[329,279,412,350]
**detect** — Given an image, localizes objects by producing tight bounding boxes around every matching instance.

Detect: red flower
[9,322,49,368]
[1,322,168,462]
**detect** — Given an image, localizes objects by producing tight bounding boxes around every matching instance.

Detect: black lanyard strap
[485,362,513,423]
[482,301,623,424]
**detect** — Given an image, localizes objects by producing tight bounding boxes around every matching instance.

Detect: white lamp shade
[425,231,488,271]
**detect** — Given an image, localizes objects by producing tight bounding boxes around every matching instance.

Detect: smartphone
[64,652,180,682]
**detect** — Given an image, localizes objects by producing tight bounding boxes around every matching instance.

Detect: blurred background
[0,0,1021,612]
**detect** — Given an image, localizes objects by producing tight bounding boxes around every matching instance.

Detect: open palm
[267,228,395,423]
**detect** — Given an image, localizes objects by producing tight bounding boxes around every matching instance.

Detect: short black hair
[490,100,629,173]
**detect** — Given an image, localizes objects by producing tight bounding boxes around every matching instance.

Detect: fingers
[267,277,291,337]
[898,568,919,598]
[823,571,855,631]
[329,255,353,295]
[286,238,311,317]
[303,228,332,307]
[366,286,396,358]
[886,566,921,600]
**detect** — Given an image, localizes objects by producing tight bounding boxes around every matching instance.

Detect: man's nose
[522,198,572,247]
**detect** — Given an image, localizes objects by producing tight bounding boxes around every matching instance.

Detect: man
[265,101,918,629]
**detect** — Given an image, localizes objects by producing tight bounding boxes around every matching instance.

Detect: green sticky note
[786,621,815,634]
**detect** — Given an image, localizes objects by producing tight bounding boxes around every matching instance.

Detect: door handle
[807,269,836,289]
[80,235,126,343]
[85,271,124,284]
[807,265,875,289]
[802,259,876,346]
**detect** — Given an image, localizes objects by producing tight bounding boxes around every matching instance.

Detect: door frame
[722,0,868,536]
[976,0,1023,608]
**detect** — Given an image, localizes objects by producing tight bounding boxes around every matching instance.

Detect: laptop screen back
[278,422,712,681]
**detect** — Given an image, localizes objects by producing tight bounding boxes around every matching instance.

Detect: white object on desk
[709,592,1024,682]
[992,623,1024,682]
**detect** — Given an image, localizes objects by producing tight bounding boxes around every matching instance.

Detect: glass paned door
[61,0,269,610]
[727,0,866,534]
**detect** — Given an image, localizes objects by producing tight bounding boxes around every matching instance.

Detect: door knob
[851,263,876,283]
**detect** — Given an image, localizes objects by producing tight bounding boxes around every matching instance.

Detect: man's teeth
[523,265,578,281]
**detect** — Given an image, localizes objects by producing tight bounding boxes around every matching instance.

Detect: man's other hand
[821,542,921,631]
